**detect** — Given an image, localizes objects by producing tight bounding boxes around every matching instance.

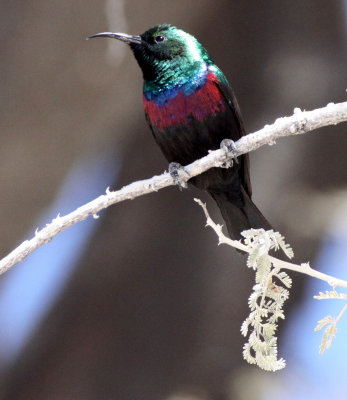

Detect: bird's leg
[168,162,189,190]
[220,139,239,168]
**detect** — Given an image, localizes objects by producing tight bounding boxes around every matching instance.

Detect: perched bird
[89,24,272,240]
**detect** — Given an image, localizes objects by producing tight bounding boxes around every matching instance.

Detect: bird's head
[89,24,211,83]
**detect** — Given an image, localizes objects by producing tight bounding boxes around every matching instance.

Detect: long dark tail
[209,186,272,241]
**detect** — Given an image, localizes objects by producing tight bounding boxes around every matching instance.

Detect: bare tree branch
[1,101,346,275]
[194,198,347,289]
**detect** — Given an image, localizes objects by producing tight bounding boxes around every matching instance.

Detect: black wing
[214,74,252,197]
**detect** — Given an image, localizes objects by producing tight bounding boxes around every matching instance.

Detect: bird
[88,24,272,240]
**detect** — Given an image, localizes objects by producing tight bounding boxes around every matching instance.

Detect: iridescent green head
[89,24,212,84]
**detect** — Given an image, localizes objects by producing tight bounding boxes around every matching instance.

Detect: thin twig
[194,198,347,290]
[1,101,347,275]
[259,267,280,311]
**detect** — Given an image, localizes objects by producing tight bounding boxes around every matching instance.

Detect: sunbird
[89,24,272,240]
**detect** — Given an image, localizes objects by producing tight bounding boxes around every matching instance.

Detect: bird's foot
[220,139,239,168]
[168,162,189,190]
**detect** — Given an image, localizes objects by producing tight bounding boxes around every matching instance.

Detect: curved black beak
[87,32,142,45]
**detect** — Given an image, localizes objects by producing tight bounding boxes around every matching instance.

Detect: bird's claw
[168,162,189,190]
[220,139,239,168]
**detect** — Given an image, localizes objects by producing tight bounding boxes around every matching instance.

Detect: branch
[1,101,347,275]
[194,199,347,289]
[194,198,347,370]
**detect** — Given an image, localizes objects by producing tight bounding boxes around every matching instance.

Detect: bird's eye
[154,35,165,43]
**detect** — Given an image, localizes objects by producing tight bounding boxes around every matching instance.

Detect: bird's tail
[209,186,273,241]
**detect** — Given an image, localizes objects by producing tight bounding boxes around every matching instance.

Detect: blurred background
[0,1,346,399]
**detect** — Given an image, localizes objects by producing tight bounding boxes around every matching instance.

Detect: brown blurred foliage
[0,1,346,399]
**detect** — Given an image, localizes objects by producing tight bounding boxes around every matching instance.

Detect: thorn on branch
[1,101,347,279]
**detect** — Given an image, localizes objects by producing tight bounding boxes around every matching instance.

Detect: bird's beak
[87,32,142,45]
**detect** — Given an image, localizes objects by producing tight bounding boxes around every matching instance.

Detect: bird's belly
[144,83,230,165]
[149,118,213,165]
